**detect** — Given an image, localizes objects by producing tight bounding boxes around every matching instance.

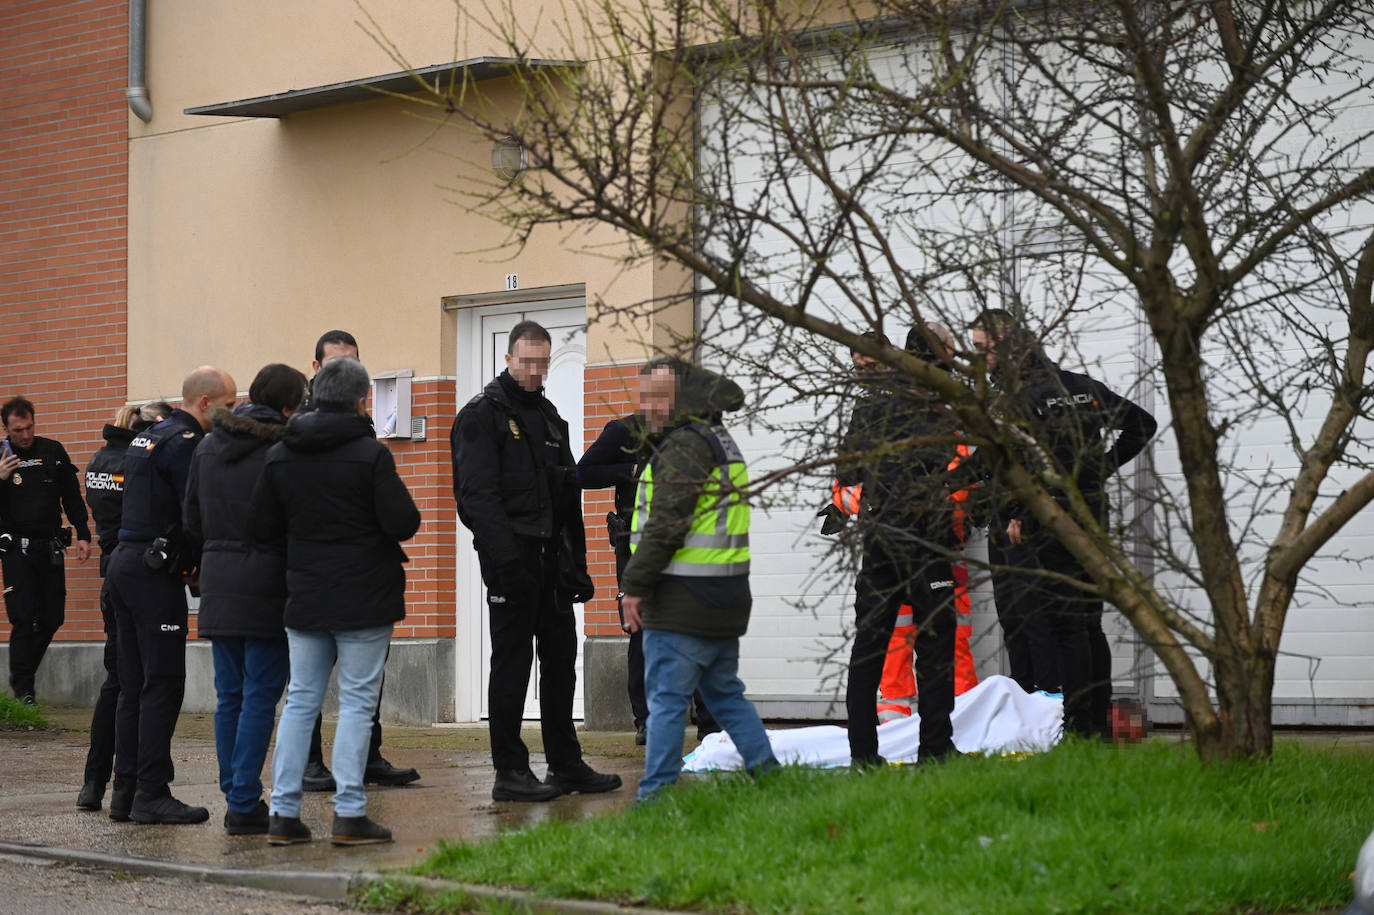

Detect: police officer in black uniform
[838,328,966,769]
[452,320,621,802]
[0,396,92,704]
[106,366,236,825]
[969,309,1157,739]
[75,400,171,811]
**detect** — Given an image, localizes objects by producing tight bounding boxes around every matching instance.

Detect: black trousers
[83,576,121,786]
[483,542,583,772]
[1000,532,1110,739]
[2,545,66,698]
[846,537,957,762]
[988,536,1061,694]
[107,544,189,798]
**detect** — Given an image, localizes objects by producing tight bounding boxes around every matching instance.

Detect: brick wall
[581,363,642,637]
[386,378,459,639]
[0,0,129,645]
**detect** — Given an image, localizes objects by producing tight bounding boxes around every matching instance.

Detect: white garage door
[694,28,1374,725]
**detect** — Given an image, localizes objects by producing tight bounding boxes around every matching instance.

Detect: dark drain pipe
[127,0,152,122]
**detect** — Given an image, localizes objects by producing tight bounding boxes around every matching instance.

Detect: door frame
[446,283,587,723]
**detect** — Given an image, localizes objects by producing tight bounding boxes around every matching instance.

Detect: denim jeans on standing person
[638,629,777,802]
[270,625,392,819]
[211,636,290,814]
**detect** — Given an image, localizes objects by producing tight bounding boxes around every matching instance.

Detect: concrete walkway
[0,703,670,913]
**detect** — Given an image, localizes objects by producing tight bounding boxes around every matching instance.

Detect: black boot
[492,768,561,802]
[76,781,105,811]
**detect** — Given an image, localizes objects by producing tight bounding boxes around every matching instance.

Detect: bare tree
[383,0,1374,760]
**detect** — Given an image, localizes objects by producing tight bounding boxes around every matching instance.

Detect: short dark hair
[249,363,309,414]
[2,397,35,426]
[967,308,1018,337]
[314,329,359,364]
[312,357,370,409]
[507,320,551,352]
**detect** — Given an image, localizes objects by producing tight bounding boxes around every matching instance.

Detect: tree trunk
[1213,648,1277,759]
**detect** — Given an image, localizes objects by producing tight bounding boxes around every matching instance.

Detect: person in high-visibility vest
[838,324,968,768]
[621,358,778,802]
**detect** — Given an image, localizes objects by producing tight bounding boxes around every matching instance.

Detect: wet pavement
[0,704,647,903]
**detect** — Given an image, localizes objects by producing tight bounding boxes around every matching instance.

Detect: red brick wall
[0,1,129,645]
[581,363,642,637]
[387,378,459,639]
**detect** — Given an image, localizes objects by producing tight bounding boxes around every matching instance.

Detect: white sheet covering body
[682,675,1063,771]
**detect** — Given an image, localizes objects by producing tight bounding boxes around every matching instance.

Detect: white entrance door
[454,289,587,722]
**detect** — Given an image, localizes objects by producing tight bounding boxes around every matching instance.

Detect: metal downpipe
[127,0,152,122]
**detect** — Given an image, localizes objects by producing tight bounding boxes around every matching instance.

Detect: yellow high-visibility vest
[629,423,749,577]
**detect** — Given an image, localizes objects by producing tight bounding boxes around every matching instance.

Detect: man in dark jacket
[75,399,171,812]
[970,308,1157,739]
[253,357,420,847]
[838,329,965,768]
[577,363,719,746]
[108,366,237,825]
[297,329,418,792]
[0,396,93,704]
[452,319,621,802]
[620,358,778,802]
[185,363,307,835]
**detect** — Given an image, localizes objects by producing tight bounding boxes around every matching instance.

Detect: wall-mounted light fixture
[491,136,528,180]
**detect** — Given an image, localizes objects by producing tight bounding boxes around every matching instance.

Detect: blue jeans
[270,626,391,819]
[638,629,777,802]
[212,637,290,813]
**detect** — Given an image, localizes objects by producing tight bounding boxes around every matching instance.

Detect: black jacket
[0,434,90,542]
[986,362,1158,539]
[185,404,289,641]
[836,376,965,550]
[450,370,587,575]
[578,413,650,572]
[119,409,204,556]
[85,424,142,564]
[251,408,420,632]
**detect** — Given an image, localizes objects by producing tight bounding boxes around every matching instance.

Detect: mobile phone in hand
[0,440,12,460]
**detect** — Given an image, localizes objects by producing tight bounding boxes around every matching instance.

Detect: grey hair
[312,357,370,409]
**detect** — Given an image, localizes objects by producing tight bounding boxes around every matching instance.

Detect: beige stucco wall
[127,0,669,399]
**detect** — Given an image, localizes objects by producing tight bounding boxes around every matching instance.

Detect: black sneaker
[301,759,335,793]
[849,754,888,771]
[224,800,269,836]
[130,792,210,825]
[108,785,134,822]
[492,768,562,802]
[634,724,647,747]
[330,814,392,846]
[267,813,312,846]
[76,781,105,811]
[363,757,420,786]
[545,762,622,795]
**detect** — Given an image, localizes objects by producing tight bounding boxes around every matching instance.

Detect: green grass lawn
[0,691,48,730]
[376,738,1372,915]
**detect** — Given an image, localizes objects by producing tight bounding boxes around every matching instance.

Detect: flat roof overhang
[185,57,580,118]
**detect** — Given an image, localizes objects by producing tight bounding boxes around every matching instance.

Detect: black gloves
[816,503,848,535]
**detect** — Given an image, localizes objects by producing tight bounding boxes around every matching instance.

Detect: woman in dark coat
[252,357,420,847]
[184,363,307,835]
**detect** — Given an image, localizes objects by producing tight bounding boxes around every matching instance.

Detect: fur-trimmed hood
[209,402,287,463]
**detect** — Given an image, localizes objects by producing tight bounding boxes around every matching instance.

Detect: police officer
[106,366,235,825]
[451,320,621,802]
[837,328,965,768]
[76,400,171,811]
[0,396,92,704]
[969,309,1157,739]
